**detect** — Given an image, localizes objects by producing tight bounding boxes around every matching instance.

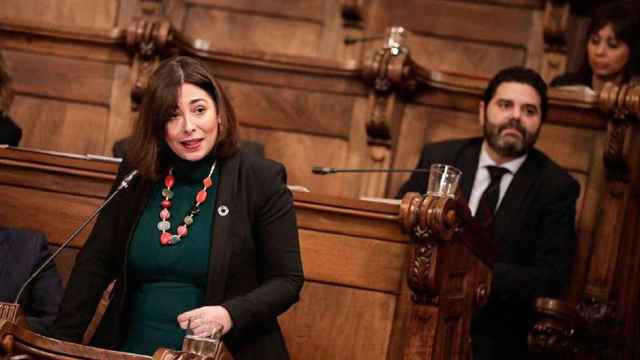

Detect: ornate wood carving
[398,192,493,359]
[126,18,173,110]
[541,0,570,83]
[361,26,416,148]
[529,298,579,354]
[598,81,640,182]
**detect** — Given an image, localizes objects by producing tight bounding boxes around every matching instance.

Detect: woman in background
[551,1,639,91]
[52,56,303,359]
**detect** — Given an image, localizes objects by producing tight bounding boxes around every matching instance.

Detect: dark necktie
[475,165,510,222]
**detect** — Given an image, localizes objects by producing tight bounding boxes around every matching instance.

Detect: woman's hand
[177,305,234,336]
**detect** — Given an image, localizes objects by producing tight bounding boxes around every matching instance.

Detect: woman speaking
[51,56,303,359]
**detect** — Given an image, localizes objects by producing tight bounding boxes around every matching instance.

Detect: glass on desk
[427,163,461,198]
[182,323,224,359]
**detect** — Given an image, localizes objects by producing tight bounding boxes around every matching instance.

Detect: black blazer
[51,150,304,360]
[398,138,580,354]
[0,228,64,335]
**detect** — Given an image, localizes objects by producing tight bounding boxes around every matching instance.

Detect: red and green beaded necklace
[157,161,216,245]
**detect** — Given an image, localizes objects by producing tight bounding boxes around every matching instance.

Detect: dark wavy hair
[127,56,239,179]
[576,1,640,83]
[483,66,548,122]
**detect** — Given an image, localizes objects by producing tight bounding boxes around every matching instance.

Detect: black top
[52,150,304,360]
[550,72,592,88]
[0,113,22,146]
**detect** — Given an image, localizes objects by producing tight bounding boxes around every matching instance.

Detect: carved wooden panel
[384,0,544,78]
[409,34,526,78]
[0,184,100,249]
[299,228,406,293]
[9,96,109,154]
[3,50,114,105]
[179,0,351,60]
[223,79,354,138]
[278,282,397,360]
[240,127,349,195]
[0,0,119,29]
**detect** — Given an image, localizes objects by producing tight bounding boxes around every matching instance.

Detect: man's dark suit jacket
[0,228,64,335]
[51,150,304,360]
[397,137,580,358]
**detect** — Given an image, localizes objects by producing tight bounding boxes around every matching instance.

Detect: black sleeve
[221,163,304,331]
[23,232,64,336]
[491,176,580,302]
[50,163,131,342]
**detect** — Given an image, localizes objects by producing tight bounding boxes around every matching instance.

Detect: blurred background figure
[0,51,22,146]
[0,228,64,335]
[551,1,639,91]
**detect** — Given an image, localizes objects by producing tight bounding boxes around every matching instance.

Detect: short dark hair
[483,66,548,121]
[127,56,239,179]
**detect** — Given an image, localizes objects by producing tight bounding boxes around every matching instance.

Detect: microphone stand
[0,170,138,326]
[312,166,428,175]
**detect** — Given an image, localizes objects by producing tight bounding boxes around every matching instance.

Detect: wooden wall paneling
[104,65,133,155]
[0,25,129,65]
[387,103,431,198]
[186,0,327,21]
[0,0,119,29]
[608,128,640,344]
[566,134,605,300]
[278,282,397,360]
[3,50,114,106]
[294,193,404,242]
[239,127,349,195]
[165,0,189,32]
[10,96,109,155]
[342,98,372,197]
[388,103,481,197]
[408,33,527,77]
[0,184,101,249]
[298,228,406,293]
[535,123,596,173]
[386,0,543,78]
[223,79,353,138]
[182,1,325,58]
[2,48,119,155]
[586,183,636,298]
[523,8,544,72]
[391,1,535,46]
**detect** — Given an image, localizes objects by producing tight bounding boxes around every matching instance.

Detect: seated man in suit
[0,228,64,335]
[398,66,580,359]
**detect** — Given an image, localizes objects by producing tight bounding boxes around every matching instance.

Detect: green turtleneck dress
[121,155,220,355]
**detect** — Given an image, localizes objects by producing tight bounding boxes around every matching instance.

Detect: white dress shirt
[468,142,527,216]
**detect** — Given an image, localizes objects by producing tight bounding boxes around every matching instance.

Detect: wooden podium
[0,147,493,360]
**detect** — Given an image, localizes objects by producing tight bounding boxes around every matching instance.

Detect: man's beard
[483,115,539,158]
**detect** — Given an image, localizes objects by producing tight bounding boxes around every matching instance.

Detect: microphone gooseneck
[13,169,139,304]
[312,166,428,175]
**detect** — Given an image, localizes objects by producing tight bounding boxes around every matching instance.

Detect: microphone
[12,169,140,305]
[344,35,384,45]
[312,166,428,175]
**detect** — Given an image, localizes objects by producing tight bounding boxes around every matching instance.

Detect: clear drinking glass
[426,163,462,198]
[182,323,223,359]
